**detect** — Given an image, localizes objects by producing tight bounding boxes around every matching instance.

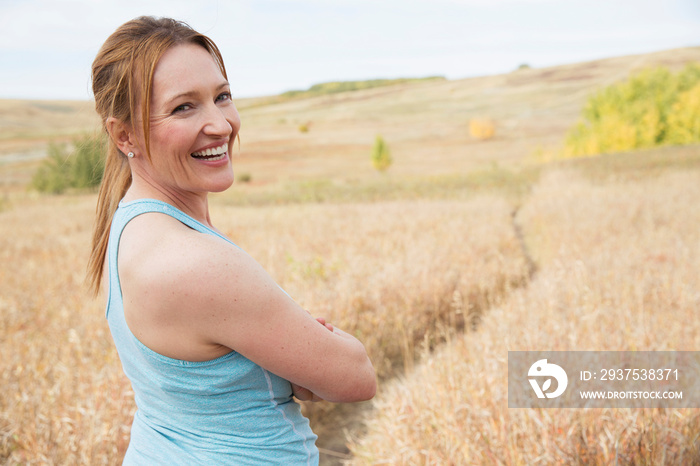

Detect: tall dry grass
[349,169,700,464]
[0,196,132,464]
[3,151,698,464]
[0,194,528,463]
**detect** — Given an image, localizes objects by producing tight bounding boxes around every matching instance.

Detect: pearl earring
[127,152,134,158]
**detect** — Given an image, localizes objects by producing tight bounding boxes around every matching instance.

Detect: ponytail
[86,142,131,296]
[85,16,227,296]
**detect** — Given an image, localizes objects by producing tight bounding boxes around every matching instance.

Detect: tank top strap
[115,198,230,237]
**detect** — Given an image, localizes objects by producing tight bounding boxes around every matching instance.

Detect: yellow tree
[371,135,392,172]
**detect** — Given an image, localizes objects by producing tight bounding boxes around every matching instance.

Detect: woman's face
[134,42,240,197]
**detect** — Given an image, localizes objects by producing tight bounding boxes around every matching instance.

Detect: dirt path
[0,150,46,165]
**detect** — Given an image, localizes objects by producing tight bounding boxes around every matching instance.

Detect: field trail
[350,166,700,465]
[303,197,545,462]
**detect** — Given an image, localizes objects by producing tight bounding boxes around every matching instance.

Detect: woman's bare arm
[119,213,376,403]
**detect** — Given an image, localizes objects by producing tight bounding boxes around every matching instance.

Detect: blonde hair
[87,16,228,295]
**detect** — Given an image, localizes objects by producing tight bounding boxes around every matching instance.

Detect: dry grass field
[1,47,699,465]
[350,165,700,465]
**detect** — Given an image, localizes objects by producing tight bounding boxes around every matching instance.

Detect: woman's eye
[172,103,192,114]
[216,92,232,103]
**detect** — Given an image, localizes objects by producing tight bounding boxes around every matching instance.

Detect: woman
[86,16,376,465]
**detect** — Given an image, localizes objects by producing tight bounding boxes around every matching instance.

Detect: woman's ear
[106,117,137,156]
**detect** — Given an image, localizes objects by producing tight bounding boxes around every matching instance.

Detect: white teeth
[191,143,227,157]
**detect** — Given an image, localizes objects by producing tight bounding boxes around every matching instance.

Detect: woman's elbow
[355,368,377,401]
[334,359,377,403]
[321,332,377,402]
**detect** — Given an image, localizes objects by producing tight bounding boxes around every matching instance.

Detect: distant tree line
[565,63,700,157]
[281,76,446,99]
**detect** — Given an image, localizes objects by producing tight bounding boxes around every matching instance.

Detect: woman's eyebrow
[163,90,198,107]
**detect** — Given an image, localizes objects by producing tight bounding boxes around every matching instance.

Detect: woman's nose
[203,104,233,137]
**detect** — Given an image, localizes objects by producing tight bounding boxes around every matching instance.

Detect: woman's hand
[315,316,333,333]
[291,383,324,402]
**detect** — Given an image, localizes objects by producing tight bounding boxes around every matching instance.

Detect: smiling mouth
[191,143,228,161]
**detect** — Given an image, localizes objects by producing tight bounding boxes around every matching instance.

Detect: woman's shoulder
[119,210,240,283]
[116,209,258,360]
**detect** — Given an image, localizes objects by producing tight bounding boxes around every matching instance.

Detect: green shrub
[31,143,71,194]
[32,133,106,194]
[564,63,700,157]
[371,135,392,172]
[237,172,252,183]
[71,132,106,189]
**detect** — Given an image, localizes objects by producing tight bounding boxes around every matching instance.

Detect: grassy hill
[231,46,700,181]
[0,99,98,154]
[2,46,699,191]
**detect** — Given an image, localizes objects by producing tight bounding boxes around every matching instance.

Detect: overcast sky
[1,0,698,100]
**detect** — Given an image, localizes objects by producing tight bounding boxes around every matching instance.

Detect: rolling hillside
[1,46,699,190]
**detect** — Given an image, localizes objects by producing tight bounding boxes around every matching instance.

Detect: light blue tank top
[106,199,319,465]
